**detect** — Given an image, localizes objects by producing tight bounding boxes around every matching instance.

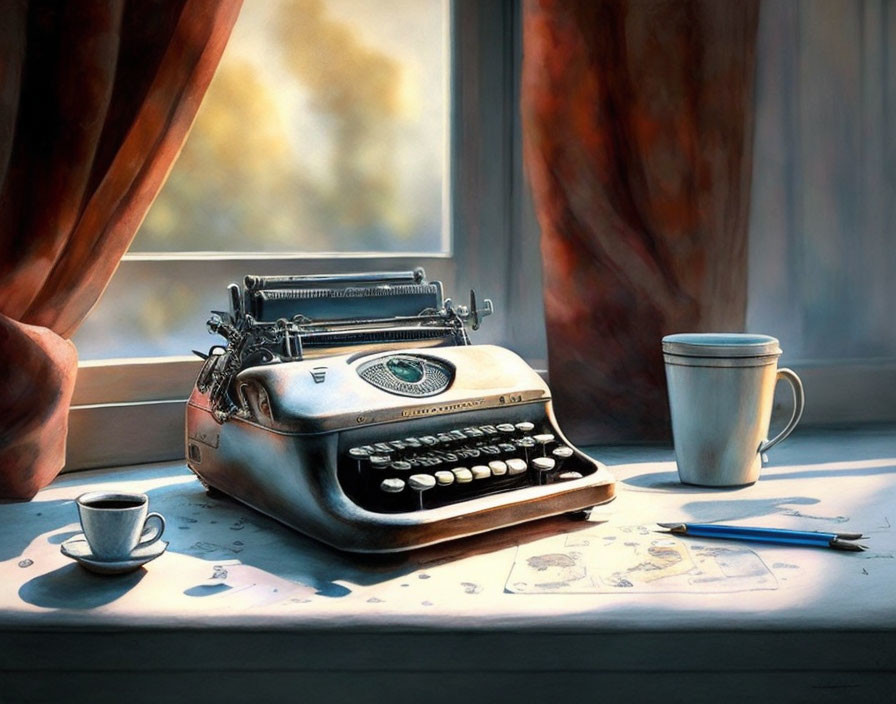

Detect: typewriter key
[497,442,516,454]
[349,447,369,474]
[496,423,516,435]
[471,465,491,480]
[463,427,484,439]
[558,471,583,481]
[420,436,439,446]
[479,425,498,436]
[408,474,436,509]
[449,429,467,442]
[408,474,436,491]
[370,456,390,469]
[374,442,393,454]
[403,437,422,448]
[515,421,535,434]
[515,436,535,462]
[434,470,454,486]
[389,440,407,451]
[380,478,405,493]
[505,458,527,476]
[533,456,556,485]
[533,434,555,455]
[452,467,473,484]
[481,445,500,456]
[391,461,411,472]
[489,460,508,476]
[436,433,454,445]
[552,446,574,472]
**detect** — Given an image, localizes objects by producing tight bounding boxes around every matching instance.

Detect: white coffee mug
[663,333,804,487]
[76,491,165,561]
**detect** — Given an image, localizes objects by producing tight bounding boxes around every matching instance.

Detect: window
[72,0,542,363]
[75,0,450,360]
[65,0,544,471]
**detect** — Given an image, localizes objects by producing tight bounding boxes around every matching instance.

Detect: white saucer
[60,535,168,575]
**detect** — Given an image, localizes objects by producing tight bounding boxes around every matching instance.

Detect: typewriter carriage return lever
[186,268,615,552]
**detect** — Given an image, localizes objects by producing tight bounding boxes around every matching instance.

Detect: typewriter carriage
[194,268,493,423]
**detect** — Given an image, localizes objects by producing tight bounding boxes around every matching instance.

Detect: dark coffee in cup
[83,498,144,510]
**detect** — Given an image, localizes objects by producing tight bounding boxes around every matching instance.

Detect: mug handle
[758,368,805,455]
[137,512,166,548]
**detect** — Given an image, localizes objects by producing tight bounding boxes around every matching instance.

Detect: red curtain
[522,0,759,444]
[0,0,242,498]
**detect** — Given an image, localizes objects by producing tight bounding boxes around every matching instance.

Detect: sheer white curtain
[747,0,896,363]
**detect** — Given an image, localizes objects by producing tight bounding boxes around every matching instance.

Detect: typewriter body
[186,269,615,552]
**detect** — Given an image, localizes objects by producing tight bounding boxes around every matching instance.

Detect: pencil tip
[830,539,868,551]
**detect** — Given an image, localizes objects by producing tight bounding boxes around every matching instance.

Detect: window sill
[64,356,896,472]
[4,426,895,699]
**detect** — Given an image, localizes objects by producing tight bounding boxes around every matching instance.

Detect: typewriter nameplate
[400,398,485,417]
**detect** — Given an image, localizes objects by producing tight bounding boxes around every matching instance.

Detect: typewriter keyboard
[337,421,591,513]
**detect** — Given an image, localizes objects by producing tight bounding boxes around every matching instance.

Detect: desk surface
[2,426,895,702]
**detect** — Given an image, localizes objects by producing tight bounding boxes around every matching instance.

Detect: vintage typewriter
[186,269,615,552]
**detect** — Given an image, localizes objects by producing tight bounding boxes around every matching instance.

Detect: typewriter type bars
[186,270,615,553]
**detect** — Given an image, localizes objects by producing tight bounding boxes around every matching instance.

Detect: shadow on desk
[130,476,599,599]
[2,464,602,609]
[19,563,146,609]
[0,498,76,563]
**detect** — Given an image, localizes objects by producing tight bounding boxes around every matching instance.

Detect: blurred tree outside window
[131,0,448,254]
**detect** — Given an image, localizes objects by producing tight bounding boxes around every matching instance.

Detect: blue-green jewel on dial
[386,357,425,383]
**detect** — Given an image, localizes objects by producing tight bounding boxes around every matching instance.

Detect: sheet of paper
[506,524,778,594]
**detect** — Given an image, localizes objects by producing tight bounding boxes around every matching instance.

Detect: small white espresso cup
[662,333,804,487]
[76,492,166,561]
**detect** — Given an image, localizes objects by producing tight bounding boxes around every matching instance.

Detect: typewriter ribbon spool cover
[186,269,615,552]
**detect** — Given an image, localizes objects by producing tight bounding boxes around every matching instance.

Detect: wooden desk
[2,427,895,703]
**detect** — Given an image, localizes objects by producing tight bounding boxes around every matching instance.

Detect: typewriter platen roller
[186,269,615,552]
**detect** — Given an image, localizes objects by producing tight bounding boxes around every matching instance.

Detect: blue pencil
[657,522,867,551]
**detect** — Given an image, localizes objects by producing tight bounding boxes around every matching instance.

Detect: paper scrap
[506,525,778,594]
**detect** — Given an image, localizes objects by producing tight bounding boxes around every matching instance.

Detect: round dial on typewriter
[357,354,454,397]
